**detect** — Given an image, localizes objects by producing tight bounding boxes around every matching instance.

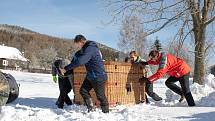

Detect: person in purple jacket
[60,35,109,113]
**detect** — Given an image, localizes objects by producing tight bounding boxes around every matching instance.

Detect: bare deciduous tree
[29,54,40,69]
[104,0,215,84]
[118,15,147,57]
[38,47,57,70]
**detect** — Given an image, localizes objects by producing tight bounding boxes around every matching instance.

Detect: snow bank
[205,74,215,89]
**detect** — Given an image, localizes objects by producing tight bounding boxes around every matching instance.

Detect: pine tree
[152,37,162,51]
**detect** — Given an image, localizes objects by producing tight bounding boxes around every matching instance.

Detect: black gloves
[140,61,148,66]
[139,76,151,85]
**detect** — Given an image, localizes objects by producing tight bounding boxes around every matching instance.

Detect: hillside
[0,24,122,70]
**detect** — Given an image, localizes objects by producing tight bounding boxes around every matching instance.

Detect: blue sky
[0,0,214,66]
[0,0,120,48]
[0,0,172,49]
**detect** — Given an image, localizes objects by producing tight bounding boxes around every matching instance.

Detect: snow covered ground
[0,70,214,121]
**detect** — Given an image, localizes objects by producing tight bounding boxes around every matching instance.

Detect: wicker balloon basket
[73,61,147,107]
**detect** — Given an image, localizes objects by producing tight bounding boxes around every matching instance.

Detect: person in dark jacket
[129,51,162,102]
[60,35,109,113]
[52,59,73,109]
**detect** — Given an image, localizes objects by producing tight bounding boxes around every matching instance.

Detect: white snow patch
[0,70,214,121]
[205,74,215,89]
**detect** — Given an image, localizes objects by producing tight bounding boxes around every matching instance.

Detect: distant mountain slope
[0,24,36,34]
[0,24,123,69]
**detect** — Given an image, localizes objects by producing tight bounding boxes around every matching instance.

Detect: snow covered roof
[0,45,28,61]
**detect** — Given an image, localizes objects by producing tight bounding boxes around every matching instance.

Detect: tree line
[0,24,121,70]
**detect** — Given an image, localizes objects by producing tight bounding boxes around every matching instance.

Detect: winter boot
[151,93,162,101]
[65,95,73,105]
[56,101,64,109]
[65,100,73,105]
[139,94,149,103]
[101,105,109,113]
[184,92,195,106]
[179,95,185,102]
[55,100,59,105]
[84,98,95,112]
[56,98,64,109]
[146,97,150,103]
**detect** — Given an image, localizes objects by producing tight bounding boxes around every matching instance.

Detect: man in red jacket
[140,50,195,106]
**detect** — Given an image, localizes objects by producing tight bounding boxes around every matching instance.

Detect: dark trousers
[146,82,156,97]
[145,82,162,102]
[79,78,109,107]
[57,77,72,106]
[165,73,195,106]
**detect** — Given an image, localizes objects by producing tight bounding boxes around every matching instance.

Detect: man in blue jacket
[60,35,109,113]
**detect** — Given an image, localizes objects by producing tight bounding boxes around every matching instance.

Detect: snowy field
[0,70,215,121]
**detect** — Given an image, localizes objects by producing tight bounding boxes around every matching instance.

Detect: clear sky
[0,0,121,48]
[0,0,214,65]
[0,0,172,49]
